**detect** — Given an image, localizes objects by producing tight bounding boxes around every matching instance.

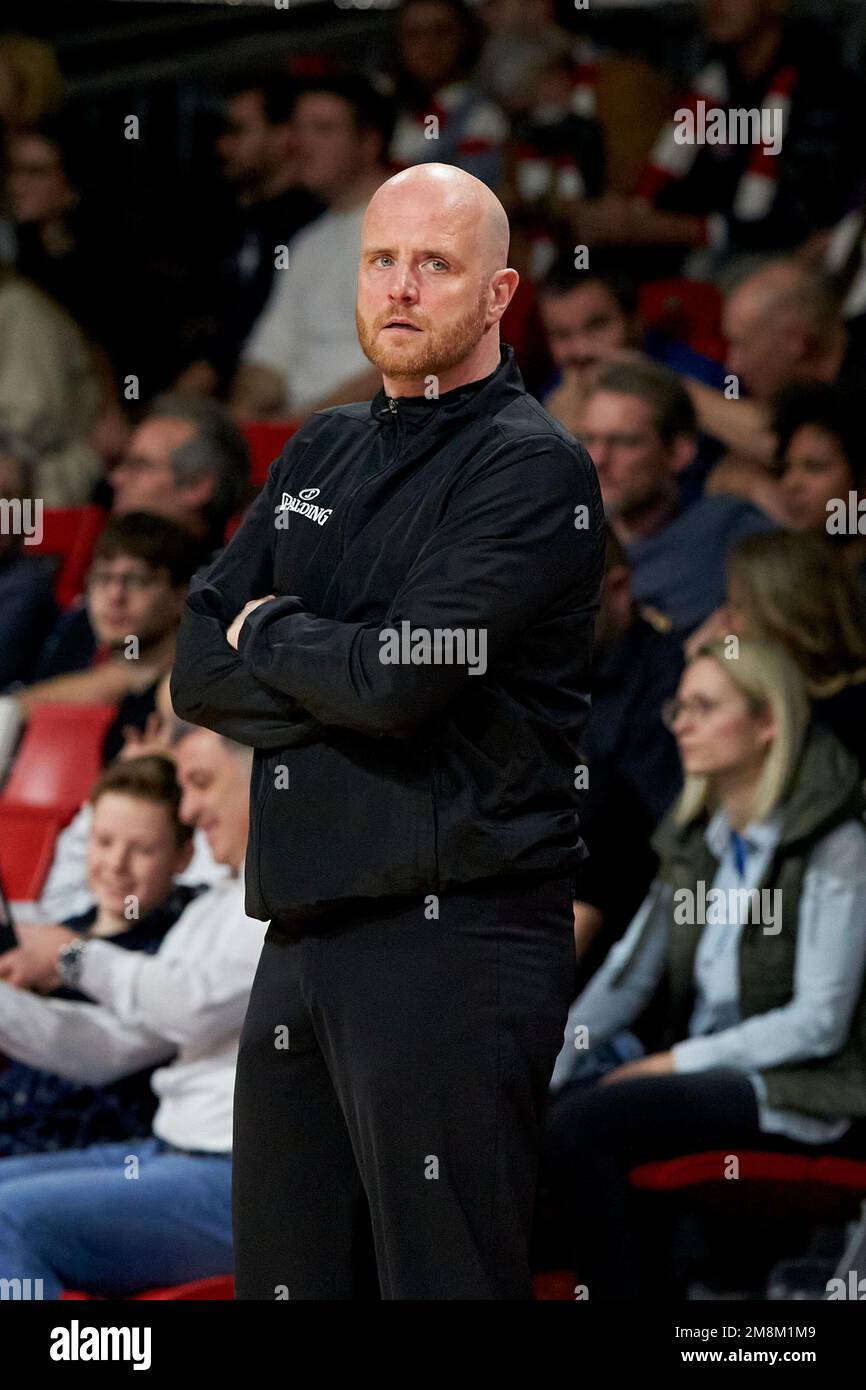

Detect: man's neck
[733,19,783,82]
[611,493,678,546]
[89,911,130,939]
[382,334,502,399]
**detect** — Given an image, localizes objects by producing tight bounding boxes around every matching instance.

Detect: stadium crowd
[1,0,866,1300]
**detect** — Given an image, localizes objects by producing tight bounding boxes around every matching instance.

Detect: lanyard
[730,829,749,882]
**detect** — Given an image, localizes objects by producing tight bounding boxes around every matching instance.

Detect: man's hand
[600,1051,675,1085]
[0,923,78,993]
[226,596,277,652]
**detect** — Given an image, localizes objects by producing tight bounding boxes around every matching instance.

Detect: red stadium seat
[532,1153,866,1298]
[0,804,66,899]
[28,506,107,610]
[637,277,726,363]
[629,1150,866,1221]
[62,1276,235,1301]
[239,420,299,487]
[0,703,117,816]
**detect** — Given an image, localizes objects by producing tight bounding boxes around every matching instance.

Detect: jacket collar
[369,344,525,431]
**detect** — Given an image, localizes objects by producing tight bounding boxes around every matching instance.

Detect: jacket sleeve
[236,437,603,736]
[170,429,322,749]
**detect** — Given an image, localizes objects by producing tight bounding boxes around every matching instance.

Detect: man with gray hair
[109,395,250,555]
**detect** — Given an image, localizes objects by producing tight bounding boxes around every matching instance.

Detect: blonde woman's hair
[727,531,866,696]
[674,638,810,829]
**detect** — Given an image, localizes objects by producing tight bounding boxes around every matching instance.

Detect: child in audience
[0,754,202,1156]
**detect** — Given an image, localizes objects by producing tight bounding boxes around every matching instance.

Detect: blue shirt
[627,494,773,637]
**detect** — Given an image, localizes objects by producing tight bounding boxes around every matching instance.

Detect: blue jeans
[0,1136,233,1299]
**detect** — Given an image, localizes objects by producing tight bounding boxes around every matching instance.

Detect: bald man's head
[368,163,511,271]
[723,259,843,400]
[356,163,518,394]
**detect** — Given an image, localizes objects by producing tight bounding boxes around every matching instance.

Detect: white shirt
[240,203,371,413]
[0,873,266,1152]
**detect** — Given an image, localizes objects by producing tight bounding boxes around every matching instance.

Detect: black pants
[542,1068,866,1301]
[232,873,575,1300]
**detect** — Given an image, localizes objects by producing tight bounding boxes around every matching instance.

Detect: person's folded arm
[0,979,174,1086]
[77,916,265,1050]
[236,438,602,736]
[170,428,322,749]
[672,822,866,1074]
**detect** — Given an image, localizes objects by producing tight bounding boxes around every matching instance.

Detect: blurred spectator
[537,257,727,438]
[771,383,865,562]
[37,672,230,922]
[231,73,394,419]
[0,726,265,1299]
[573,0,862,283]
[477,0,585,119]
[581,358,771,635]
[688,530,866,773]
[107,395,251,555]
[545,639,866,1299]
[13,512,203,764]
[0,261,102,505]
[174,74,326,398]
[583,526,683,825]
[0,755,202,1157]
[386,0,507,190]
[685,261,861,512]
[0,435,58,689]
[9,118,129,371]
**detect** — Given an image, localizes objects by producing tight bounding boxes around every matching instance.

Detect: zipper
[337,397,405,559]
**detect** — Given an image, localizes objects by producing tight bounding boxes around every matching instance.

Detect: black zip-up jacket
[170,345,604,920]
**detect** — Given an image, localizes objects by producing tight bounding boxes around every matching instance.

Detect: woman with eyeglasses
[542,638,866,1300]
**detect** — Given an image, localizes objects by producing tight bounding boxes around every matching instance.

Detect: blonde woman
[687,531,866,772]
[544,639,866,1300]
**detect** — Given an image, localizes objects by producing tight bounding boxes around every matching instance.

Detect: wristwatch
[58,938,88,989]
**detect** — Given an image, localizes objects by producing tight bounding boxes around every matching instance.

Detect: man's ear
[490,267,520,321]
[669,432,698,475]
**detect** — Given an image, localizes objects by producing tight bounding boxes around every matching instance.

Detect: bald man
[172,163,604,1299]
[683,260,852,480]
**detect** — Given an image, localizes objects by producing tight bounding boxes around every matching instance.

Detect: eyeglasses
[661,695,723,730]
[87,570,162,593]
